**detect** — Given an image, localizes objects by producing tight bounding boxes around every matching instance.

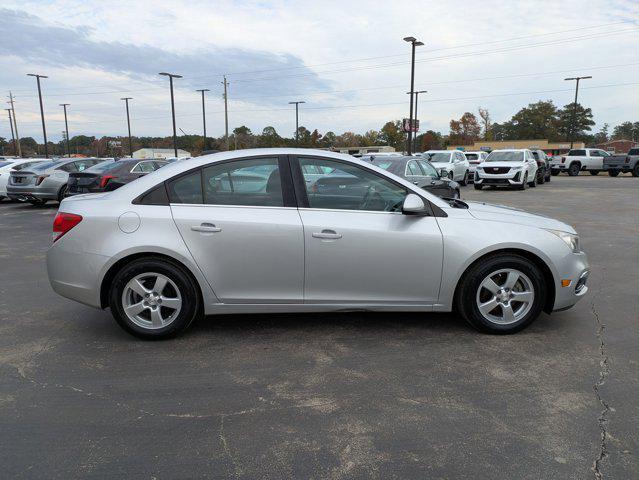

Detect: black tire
[28,199,47,206]
[517,173,528,190]
[568,163,581,176]
[545,171,551,182]
[633,164,639,177]
[589,170,599,176]
[608,170,620,177]
[109,257,202,339]
[474,183,483,190]
[537,168,545,184]
[460,171,468,186]
[551,169,560,176]
[456,254,546,334]
[529,173,537,188]
[58,185,68,202]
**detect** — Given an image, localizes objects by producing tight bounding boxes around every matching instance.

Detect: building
[329,145,396,156]
[132,148,191,160]
[594,139,638,154]
[447,139,584,156]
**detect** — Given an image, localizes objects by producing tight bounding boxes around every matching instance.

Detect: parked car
[422,150,470,185]
[463,151,489,183]
[66,159,169,196]
[0,159,46,200]
[474,149,539,190]
[6,158,107,205]
[530,150,552,184]
[367,155,461,198]
[549,148,610,176]
[602,148,639,177]
[47,148,589,339]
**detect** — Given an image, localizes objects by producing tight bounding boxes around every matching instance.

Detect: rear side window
[135,184,169,206]
[406,160,421,176]
[568,150,586,156]
[131,162,155,173]
[168,170,203,204]
[202,157,283,207]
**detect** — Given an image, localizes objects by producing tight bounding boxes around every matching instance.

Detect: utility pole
[59,103,70,157]
[288,101,305,145]
[5,109,15,154]
[27,73,49,158]
[564,76,592,149]
[159,72,182,157]
[403,37,424,155]
[8,92,21,157]
[196,89,210,152]
[121,97,133,157]
[407,90,427,153]
[222,76,229,150]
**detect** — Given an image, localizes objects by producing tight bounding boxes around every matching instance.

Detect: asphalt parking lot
[1,175,637,479]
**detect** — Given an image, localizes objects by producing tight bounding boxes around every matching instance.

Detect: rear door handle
[312,229,342,240]
[191,222,222,233]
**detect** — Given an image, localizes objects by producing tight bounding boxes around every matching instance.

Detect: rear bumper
[6,184,60,201]
[602,164,631,172]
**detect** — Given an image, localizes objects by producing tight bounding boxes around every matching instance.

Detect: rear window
[31,161,63,171]
[370,160,395,170]
[627,149,639,155]
[0,161,11,168]
[568,150,586,156]
[465,154,479,160]
[85,161,122,173]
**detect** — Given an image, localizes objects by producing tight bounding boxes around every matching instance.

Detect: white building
[132,148,191,160]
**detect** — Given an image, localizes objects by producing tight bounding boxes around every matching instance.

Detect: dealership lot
[0,176,637,478]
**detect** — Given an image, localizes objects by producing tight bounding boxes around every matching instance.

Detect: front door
[293,156,444,305]
[169,156,304,304]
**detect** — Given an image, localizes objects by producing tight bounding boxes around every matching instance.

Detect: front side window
[568,149,586,156]
[202,157,283,207]
[417,160,438,177]
[406,160,422,176]
[299,157,408,212]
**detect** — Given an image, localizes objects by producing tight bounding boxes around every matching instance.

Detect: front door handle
[312,229,342,240]
[191,222,222,233]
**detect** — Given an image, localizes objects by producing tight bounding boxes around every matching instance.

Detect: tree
[361,129,380,146]
[257,126,283,147]
[379,120,406,151]
[320,131,337,148]
[336,131,361,147]
[509,101,560,140]
[612,121,639,141]
[557,103,595,141]
[478,107,492,140]
[296,126,312,146]
[418,130,443,151]
[593,123,609,145]
[232,126,254,149]
[449,112,481,145]
[310,129,322,147]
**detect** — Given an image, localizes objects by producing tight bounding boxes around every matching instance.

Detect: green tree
[417,130,443,151]
[612,121,639,140]
[593,123,609,144]
[257,126,283,147]
[320,131,337,148]
[557,103,595,141]
[310,129,322,147]
[379,120,406,151]
[296,126,312,146]
[509,101,560,140]
[449,112,481,145]
[361,129,380,146]
[478,107,492,140]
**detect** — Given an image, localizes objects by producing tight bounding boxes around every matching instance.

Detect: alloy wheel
[121,272,182,329]
[475,268,534,325]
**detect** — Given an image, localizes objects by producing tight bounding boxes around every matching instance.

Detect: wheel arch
[100,252,207,309]
[453,248,556,314]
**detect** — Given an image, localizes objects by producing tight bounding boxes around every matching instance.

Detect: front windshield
[423,152,451,163]
[486,151,524,162]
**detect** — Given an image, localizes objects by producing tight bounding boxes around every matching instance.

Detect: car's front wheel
[109,258,202,339]
[460,171,469,186]
[457,254,546,334]
[551,169,560,176]
[608,170,620,177]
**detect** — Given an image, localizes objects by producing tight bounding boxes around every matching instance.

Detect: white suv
[422,150,470,185]
[474,149,538,190]
[463,151,490,182]
[549,148,610,176]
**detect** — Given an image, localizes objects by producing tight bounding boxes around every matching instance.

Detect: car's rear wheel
[633,165,639,177]
[474,183,482,190]
[537,168,545,184]
[589,170,599,176]
[608,170,620,177]
[28,199,47,206]
[109,258,202,339]
[456,254,546,334]
[568,163,581,176]
[551,169,560,176]
[58,185,68,202]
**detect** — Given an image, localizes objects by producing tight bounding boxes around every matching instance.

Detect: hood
[466,201,576,233]
[478,161,525,169]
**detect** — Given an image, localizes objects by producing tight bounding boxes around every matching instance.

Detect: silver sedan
[47,149,590,339]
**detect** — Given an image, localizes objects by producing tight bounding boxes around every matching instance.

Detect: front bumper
[474,170,524,186]
[550,164,566,171]
[552,252,590,311]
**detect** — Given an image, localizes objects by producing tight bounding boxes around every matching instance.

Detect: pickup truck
[603,148,639,177]
[550,148,611,176]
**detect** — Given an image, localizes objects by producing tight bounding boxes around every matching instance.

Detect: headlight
[546,229,580,253]
[511,166,523,171]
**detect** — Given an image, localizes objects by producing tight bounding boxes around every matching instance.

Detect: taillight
[35,174,49,185]
[99,175,115,188]
[52,212,82,242]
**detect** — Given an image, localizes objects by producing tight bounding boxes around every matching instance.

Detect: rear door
[169,155,304,303]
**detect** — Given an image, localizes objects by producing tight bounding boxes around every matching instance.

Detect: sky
[1,0,638,143]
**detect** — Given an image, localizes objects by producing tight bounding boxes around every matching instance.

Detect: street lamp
[27,73,49,158]
[196,89,210,152]
[407,90,427,152]
[403,37,424,155]
[159,72,183,157]
[564,76,592,149]
[288,101,306,145]
[59,103,70,157]
[121,97,133,157]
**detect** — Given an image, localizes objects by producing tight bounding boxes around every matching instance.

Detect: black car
[66,159,168,196]
[366,155,461,199]
[530,150,552,184]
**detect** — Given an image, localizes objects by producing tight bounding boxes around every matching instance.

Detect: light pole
[403,37,424,155]
[27,73,49,158]
[5,108,15,154]
[196,89,210,152]
[59,103,70,157]
[121,97,133,157]
[407,90,427,152]
[159,72,182,157]
[288,101,305,145]
[564,76,592,149]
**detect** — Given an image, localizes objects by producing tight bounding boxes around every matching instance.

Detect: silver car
[47,148,590,339]
[7,157,107,205]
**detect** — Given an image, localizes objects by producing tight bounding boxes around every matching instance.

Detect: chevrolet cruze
[46,149,590,339]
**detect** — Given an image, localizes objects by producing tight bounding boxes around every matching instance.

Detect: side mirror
[402,193,427,215]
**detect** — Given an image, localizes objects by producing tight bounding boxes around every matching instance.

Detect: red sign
[402,118,420,133]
